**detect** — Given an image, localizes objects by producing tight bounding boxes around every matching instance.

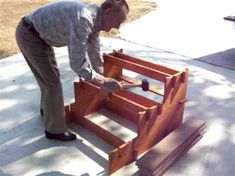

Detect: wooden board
[103,54,171,82]
[136,117,206,176]
[85,108,137,143]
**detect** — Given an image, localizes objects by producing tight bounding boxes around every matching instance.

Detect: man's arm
[87,32,104,75]
[67,16,121,92]
[67,15,97,81]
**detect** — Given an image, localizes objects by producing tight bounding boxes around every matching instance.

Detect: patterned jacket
[27,0,103,80]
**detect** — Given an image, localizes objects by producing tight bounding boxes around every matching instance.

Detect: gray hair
[101,0,129,12]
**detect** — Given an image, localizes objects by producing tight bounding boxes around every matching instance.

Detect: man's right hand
[91,74,122,93]
[101,77,122,92]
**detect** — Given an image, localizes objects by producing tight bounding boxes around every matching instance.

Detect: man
[15,0,129,141]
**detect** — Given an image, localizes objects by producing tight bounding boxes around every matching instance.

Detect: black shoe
[40,108,44,117]
[45,130,77,141]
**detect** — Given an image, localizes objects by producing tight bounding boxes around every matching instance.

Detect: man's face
[101,5,128,32]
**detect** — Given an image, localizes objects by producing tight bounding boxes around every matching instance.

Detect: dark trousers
[15,19,67,133]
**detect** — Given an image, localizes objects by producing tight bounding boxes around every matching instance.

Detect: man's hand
[91,74,122,93]
[101,77,122,92]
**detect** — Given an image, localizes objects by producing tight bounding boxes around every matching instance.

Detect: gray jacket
[27,0,103,80]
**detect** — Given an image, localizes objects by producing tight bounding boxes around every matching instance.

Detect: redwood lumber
[72,81,104,117]
[104,90,150,123]
[103,54,171,82]
[110,91,149,111]
[109,141,135,174]
[118,75,164,96]
[104,100,145,123]
[153,134,202,176]
[136,117,206,176]
[115,90,160,109]
[104,62,122,78]
[111,51,179,75]
[73,110,125,148]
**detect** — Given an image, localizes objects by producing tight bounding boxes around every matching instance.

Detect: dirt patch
[0,0,156,59]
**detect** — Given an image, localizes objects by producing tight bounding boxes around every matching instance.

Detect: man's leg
[15,20,76,140]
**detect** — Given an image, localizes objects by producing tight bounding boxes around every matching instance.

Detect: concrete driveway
[120,0,235,58]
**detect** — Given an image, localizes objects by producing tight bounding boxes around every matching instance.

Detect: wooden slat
[104,62,122,78]
[105,91,148,123]
[153,134,203,176]
[154,122,206,174]
[86,108,137,142]
[72,110,125,148]
[136,117,206,175]
[111,91,149,111]
[72,82,104,117]
[118,75,164,96]
[103,54,172,82]
[104,101,145,123]
[138,134,202,176]
[109,141,135,174]
[112,51,179,75]
[115,90,160,109]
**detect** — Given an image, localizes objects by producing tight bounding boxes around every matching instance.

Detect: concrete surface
[120,0,235,58]
[1,0,235,175]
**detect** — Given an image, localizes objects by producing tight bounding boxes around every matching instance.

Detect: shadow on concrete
[0,117,109,175]
[195,48,235,71]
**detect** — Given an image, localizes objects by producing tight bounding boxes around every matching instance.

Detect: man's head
[100,0,129,32]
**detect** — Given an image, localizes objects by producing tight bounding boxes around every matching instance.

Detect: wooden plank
[163,77,174,103]
[74,81,101,101]
[110,91,149,111]
[137,117,206,169]
[153,134,203,176]
[170,71,186,102]
[104,91,149,123]
[112,51,179,75]
[85,108,137,143]
[73,81,104,117]
[104,100,145,123]
[118,75,164,96]
[72,109,125,148]
[103,54,171,82]
[109,141,135,174]
[136,117,206,174]
[153,122,206,175]
[138,134,202,176]
[103,62,122,78]
[115,90,160,109]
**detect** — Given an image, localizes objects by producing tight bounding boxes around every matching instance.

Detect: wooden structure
[64,50,189,175]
